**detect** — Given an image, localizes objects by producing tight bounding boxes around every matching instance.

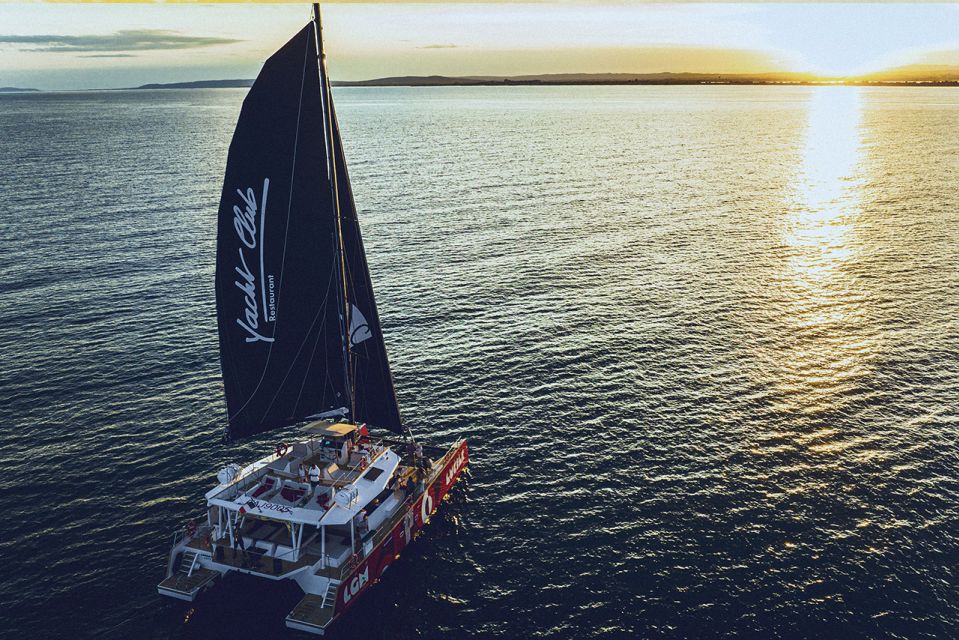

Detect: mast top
[214,13,404,440]
[312,4,325,60]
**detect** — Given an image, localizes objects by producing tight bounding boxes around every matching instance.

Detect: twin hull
[162,439,469,635]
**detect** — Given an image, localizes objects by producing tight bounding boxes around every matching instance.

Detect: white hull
[159,426,469,635]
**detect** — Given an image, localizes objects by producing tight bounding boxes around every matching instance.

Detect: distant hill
[0,87,39,93]
[133,79,254,90]
[123,70,959,92]
[337,71,959,87]
[855,65,959,84]
[336,72,826,87]
[334,75,487,87]
[474,71,823,84]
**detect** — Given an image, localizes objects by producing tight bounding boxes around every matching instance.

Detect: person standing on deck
[232,523,246,564]
[355,510,370,538]
[298,463,307,483]
[308,463,321,489]
[414,468,426,497]
[414,443,424,468]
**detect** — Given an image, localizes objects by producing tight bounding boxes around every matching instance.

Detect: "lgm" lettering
[444,450,467,487]
[233,178,274,343]
[342,567,369,604]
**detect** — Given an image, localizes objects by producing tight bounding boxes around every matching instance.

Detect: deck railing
[182,438,463,581]
[318,440,463,581]
[171,517,214,548]
[228,438,389,500]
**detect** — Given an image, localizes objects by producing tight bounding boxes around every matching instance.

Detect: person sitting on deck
[317,486,334,509]
[308,463,321,489]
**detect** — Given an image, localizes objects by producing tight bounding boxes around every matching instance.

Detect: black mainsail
[215,11,402,440]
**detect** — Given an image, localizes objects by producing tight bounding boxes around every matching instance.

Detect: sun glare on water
[775,87,880,415]
[788,87,863,283]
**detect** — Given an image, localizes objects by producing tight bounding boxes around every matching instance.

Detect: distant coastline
[13,67,959,92]
[334,73,959,87]
[132,79,253,90]
[130,72,959,90]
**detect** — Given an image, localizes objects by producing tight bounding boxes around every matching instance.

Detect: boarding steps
[157,549,218,602]
[285,580,340,635]
[321,580,339,608]
[178,550,202,577]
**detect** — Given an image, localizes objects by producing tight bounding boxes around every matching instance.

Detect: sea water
[0,85,957,638]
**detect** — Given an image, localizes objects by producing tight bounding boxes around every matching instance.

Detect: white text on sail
[233,179,274,343]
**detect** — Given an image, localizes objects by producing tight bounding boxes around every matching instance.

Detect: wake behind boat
[157,5,469,635]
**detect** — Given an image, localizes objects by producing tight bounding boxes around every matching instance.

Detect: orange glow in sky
[0,3,957,90]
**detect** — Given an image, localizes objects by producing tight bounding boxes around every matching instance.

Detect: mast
[215,12,403,438]
[313,2,354,420]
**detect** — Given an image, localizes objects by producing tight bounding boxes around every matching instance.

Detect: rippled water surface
[1,86,958,639]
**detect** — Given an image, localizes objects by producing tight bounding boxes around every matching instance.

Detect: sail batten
[215,16,403,440]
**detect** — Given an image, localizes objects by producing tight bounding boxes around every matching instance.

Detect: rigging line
[329,101,405,428]
[259,253,339,421]
[314,3,354,418]
[288,254,341,414]
[260,304,327,422]
[226,28,311,427]
[312,4,333,184]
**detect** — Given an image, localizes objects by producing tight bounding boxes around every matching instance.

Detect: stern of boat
[283,437,469,635]
[157,522,222,602]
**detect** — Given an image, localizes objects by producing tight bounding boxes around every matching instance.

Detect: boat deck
[158,568,218,596]
[211,538,320,576]
[232,445,387,510]
[218,436,446,512]
[186,536,212,551]
[272,454,364,488]
[286,594,335,633]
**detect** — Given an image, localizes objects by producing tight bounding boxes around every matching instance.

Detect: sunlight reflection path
[774,87,878,418]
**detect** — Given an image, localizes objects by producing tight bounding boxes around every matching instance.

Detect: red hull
[329,439,469,623]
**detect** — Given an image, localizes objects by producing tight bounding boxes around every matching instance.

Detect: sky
[1,3,958,90]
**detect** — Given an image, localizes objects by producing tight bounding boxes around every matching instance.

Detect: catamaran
[157,5,469,635]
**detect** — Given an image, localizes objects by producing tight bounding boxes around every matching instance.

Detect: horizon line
[8,68,959,93]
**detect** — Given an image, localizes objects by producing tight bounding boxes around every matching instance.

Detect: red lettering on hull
[330,440,469,624]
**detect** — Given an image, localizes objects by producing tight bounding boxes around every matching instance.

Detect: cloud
[0,30,242,54]
[418,43,458,49]
[79,54,137,59]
